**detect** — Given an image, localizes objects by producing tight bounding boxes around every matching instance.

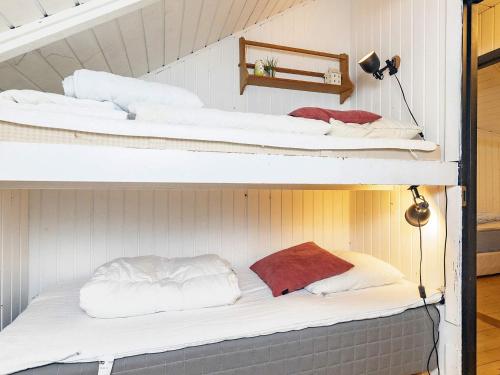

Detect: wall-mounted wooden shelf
[239,38,354,104]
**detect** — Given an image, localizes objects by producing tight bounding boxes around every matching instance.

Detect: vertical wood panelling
[350,0,458,150]
[117,10,149,77]
[348,186,447,290]
[478,4,500,56]
[478,130,500,214]
[26,186,446,299]
[0,190,29,331]
[8,53,63,93]
[145,0,353,114]
[28,188,353,298]
[0,0,43,28]
[66,30,110,72]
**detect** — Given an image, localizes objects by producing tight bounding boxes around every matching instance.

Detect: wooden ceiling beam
[0,0,157,63]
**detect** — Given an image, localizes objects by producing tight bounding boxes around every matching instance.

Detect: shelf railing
[239,37,354,104]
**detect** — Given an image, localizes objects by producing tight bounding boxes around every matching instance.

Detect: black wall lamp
[358,51,401,80]
[405,185,431,227]
[358,51,422,138]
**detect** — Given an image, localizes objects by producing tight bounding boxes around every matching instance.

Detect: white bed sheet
[0,106,437,152]
[0,268,441,375]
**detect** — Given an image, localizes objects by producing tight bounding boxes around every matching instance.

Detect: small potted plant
[264,57,278,78]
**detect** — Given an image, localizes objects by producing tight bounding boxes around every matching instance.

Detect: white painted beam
[0,0,158,63]
[0,142,459,187]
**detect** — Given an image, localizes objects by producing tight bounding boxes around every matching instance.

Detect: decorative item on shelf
[254,59,265,77]
[324,68,342,85]
[264,57,278,77]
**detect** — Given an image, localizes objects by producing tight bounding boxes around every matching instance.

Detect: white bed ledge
[0,142,458,187]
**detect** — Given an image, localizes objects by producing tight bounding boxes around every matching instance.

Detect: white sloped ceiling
[0,0,308,93]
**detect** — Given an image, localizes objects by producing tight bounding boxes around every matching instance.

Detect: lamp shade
[358,51,381,74]
[405,202,431,227]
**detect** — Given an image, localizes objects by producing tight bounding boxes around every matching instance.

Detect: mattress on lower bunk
[0,109,440,161]
[0,269,441,375]
[478,222,500,253]
[13,306,438,375]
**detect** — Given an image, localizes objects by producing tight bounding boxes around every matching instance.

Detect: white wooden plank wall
[0,0,308,93]
[144,0,460,155]
[27,187,447,299]
[349,186,447,290]
[27,189,352,298]
[0,190,29,331]
[477,63,500,214]
[143,0,354,115]
[350,0,453,150]
[478,0,500,56]
[478,131,500,214]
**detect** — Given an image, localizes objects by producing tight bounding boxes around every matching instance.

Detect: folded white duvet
[129,103,332,135]
[80,255,241,318]
[63,70,204,110]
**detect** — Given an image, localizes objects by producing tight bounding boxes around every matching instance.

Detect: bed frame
[13,306,438,375]
[477,226,500,276]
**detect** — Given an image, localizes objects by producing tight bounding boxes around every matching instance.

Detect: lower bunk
[2,266,441,375]
[13,306,438,375]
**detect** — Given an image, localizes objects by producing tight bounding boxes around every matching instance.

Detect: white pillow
[328,118,423,139]
[80,254,241,318]
[305,251,404,295]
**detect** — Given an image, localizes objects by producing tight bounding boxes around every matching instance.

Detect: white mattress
[0,105,437,152]
[0,268,441,375]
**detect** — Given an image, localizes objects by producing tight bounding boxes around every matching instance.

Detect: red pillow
[289,107,382,124]
[250,242,354,297]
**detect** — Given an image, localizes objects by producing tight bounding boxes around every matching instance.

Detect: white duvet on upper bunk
[0,105,438,152]
[0,89,128,120]
[63,69,204,110]
[0,268,441,375]
[129,102,332,135]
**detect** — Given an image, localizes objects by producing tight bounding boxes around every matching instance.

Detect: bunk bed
[3,268,440,375]
[477,214,500,276]
[0,104,456,188]
[0,0,466,373]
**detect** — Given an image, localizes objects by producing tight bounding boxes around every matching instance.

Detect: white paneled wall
[0,190,29,330]
[349,186,448,291]
[478,130,500,214]
[478,1,500,56]
[350,0,461,156]
[27,187,447,299]
[28,189,351,298]
[143,0,354,114]
[143,0,461,159]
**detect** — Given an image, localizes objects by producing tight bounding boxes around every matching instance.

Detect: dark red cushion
[289,107,382,124]
[250,242,354,297]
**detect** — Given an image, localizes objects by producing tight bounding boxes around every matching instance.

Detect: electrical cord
[417,215,441,375]
[394,74,424,139]
[443,187,448,288]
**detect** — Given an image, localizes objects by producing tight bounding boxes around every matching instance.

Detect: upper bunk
[0,84,457,188]
[0,0,462,189]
